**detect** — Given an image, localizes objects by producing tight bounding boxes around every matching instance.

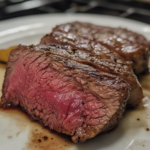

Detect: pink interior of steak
[1,47,130,143]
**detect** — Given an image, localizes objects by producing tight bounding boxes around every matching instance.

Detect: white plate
[0,13,150,150]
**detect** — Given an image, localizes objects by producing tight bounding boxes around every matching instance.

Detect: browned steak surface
[36,44,143,107]
[40,21,149,75]
[1,45,130,143]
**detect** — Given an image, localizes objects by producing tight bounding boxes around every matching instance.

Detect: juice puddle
[0,107,75,150]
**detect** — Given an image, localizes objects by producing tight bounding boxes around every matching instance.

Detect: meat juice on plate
[0,62,150,150]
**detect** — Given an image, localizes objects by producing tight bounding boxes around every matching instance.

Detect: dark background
[0,0,150,24]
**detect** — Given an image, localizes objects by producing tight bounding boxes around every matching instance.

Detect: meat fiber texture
[40,21,150,75]
[1,45,131,143]
[35,45,143,108]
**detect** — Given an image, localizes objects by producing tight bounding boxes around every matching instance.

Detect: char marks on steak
[1,45,130,143]
[40,21,149,75]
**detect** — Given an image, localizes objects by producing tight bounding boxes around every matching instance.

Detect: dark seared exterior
[40,21,149,75]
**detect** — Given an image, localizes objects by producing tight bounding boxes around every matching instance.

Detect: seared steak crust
[40,21,149,75]
[1,45,130,143]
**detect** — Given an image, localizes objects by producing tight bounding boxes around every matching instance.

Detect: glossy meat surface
[40,21,149,75]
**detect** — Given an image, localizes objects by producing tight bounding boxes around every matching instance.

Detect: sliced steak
[36,44,143,107]
[40,21,149,75]
[1,45,130,143]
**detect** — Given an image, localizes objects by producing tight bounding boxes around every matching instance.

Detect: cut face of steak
[40,21,149,75]
[1,45,130,143]
[36,44,143,107]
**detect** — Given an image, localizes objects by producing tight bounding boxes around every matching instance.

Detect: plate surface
[0,13,150,150]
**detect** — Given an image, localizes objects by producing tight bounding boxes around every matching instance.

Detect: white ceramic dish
[0,13,150,150]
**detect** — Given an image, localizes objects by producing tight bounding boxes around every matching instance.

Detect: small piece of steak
[40,21,149,75]
[1,45,130,143]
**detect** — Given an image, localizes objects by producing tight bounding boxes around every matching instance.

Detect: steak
[40,21,150,75]
[36,44,143,107]
[1,45,130,143]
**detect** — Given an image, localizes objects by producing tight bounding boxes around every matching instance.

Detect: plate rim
[0,13,150,28]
